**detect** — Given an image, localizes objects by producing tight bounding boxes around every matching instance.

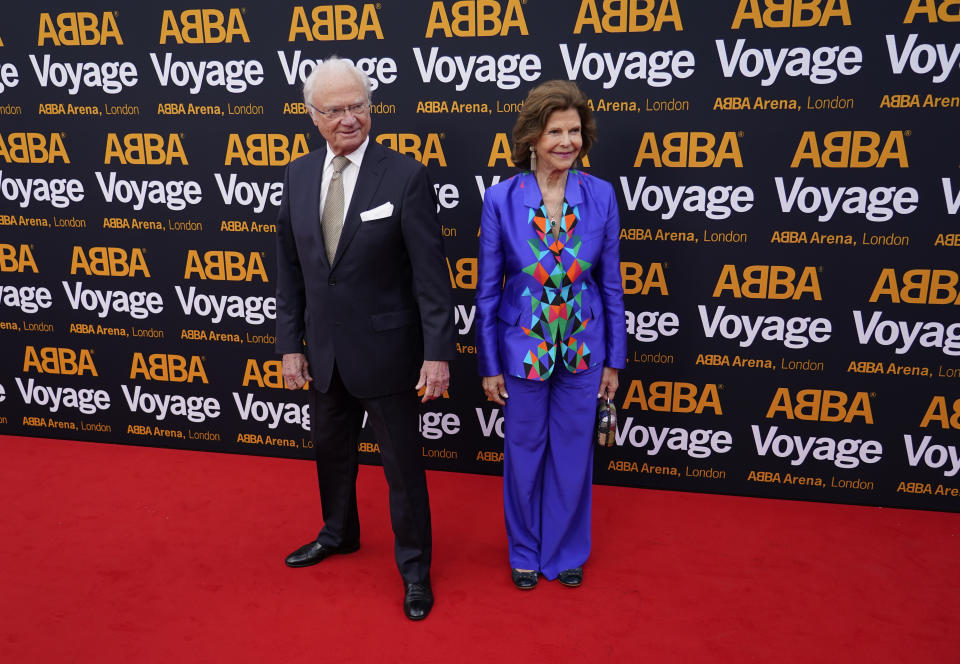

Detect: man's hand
[482,374,508,406]
[282,353,313,390]
[416,360,450,403]
[598,367,619,400]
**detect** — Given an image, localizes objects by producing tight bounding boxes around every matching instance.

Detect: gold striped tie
[321,155,349,264]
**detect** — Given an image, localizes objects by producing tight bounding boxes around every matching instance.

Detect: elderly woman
[476,80,627,590]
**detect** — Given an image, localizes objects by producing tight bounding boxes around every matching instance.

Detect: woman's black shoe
[557,567,583,587]
[511,569,538,590]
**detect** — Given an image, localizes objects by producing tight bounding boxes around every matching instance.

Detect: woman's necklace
[546,200,564,229]
[537,171,568,232]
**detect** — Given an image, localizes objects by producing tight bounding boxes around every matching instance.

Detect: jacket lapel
[291,146,331,270]
[523,170,586,266]
[330,142,386,269]
[521,172,554,257]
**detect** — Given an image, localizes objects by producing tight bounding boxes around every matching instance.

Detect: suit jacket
[274,140,455,398]
[476,170,626,380]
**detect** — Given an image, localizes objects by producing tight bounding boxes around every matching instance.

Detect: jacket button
[328,278,336,286]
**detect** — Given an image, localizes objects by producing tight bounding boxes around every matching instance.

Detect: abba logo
[920,396,960,430]
[224,134,309,167]
[574,0,683,32]
[791,131,908,168]
[621,262,668,296]
[288,5,384,41]
[713,265,822,300]
[38,11,123,46]
[160,9,250,44]
[904,0,960,23]
[485,134,514,168]
[752,426,882,468]
[633,132,743,168]
[23,346,97,377]
[622,380,722,414]
[129,353,208,384]
[105,133,187,166]
[241,359,304,390]
[730,0,851,28]
[765,388,873,424]
[375,133,446,166]
[425,0,528,37]
[0,244,38,273]
[71,246,150,278]
[183,250,268,283]
[446,258,476,290]
[904,435,960,477]
[0,133,69,164]
[869,269,960,305]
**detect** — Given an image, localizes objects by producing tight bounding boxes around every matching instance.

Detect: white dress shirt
[318,136,370,222]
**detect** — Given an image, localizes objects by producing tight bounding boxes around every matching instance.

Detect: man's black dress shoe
[284,540,360,568]
[557,567,583,587]
[403,580,433,621]
[511,569,538,590]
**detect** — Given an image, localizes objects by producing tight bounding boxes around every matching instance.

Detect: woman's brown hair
[511,80,595,170]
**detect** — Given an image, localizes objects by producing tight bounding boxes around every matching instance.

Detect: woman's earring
[530,147,537,172]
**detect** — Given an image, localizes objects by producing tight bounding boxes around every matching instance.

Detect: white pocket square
[360,202,394,221]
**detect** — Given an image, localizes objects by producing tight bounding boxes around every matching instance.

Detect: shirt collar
[323,135,370,172]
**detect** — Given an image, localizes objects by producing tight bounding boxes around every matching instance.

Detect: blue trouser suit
[503,363,601,579]
[475,170,628,579]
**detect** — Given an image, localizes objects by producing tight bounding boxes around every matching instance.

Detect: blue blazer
[476,170,627,380]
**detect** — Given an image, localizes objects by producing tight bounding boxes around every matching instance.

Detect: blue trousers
[502,363,602,579]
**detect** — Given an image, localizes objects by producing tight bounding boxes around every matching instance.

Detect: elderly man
[274,57,454,621]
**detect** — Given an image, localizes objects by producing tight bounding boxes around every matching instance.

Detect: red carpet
[1,435,958,663]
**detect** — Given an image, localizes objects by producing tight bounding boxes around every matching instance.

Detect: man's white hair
[302,56,372,117]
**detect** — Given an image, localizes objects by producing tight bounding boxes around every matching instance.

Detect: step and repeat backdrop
[0,1,958,510]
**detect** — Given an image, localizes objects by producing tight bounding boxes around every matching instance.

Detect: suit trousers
[502,363,602,579]
[309,366,432,584]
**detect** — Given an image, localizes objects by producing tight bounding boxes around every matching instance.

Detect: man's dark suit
[274,139,454,583]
